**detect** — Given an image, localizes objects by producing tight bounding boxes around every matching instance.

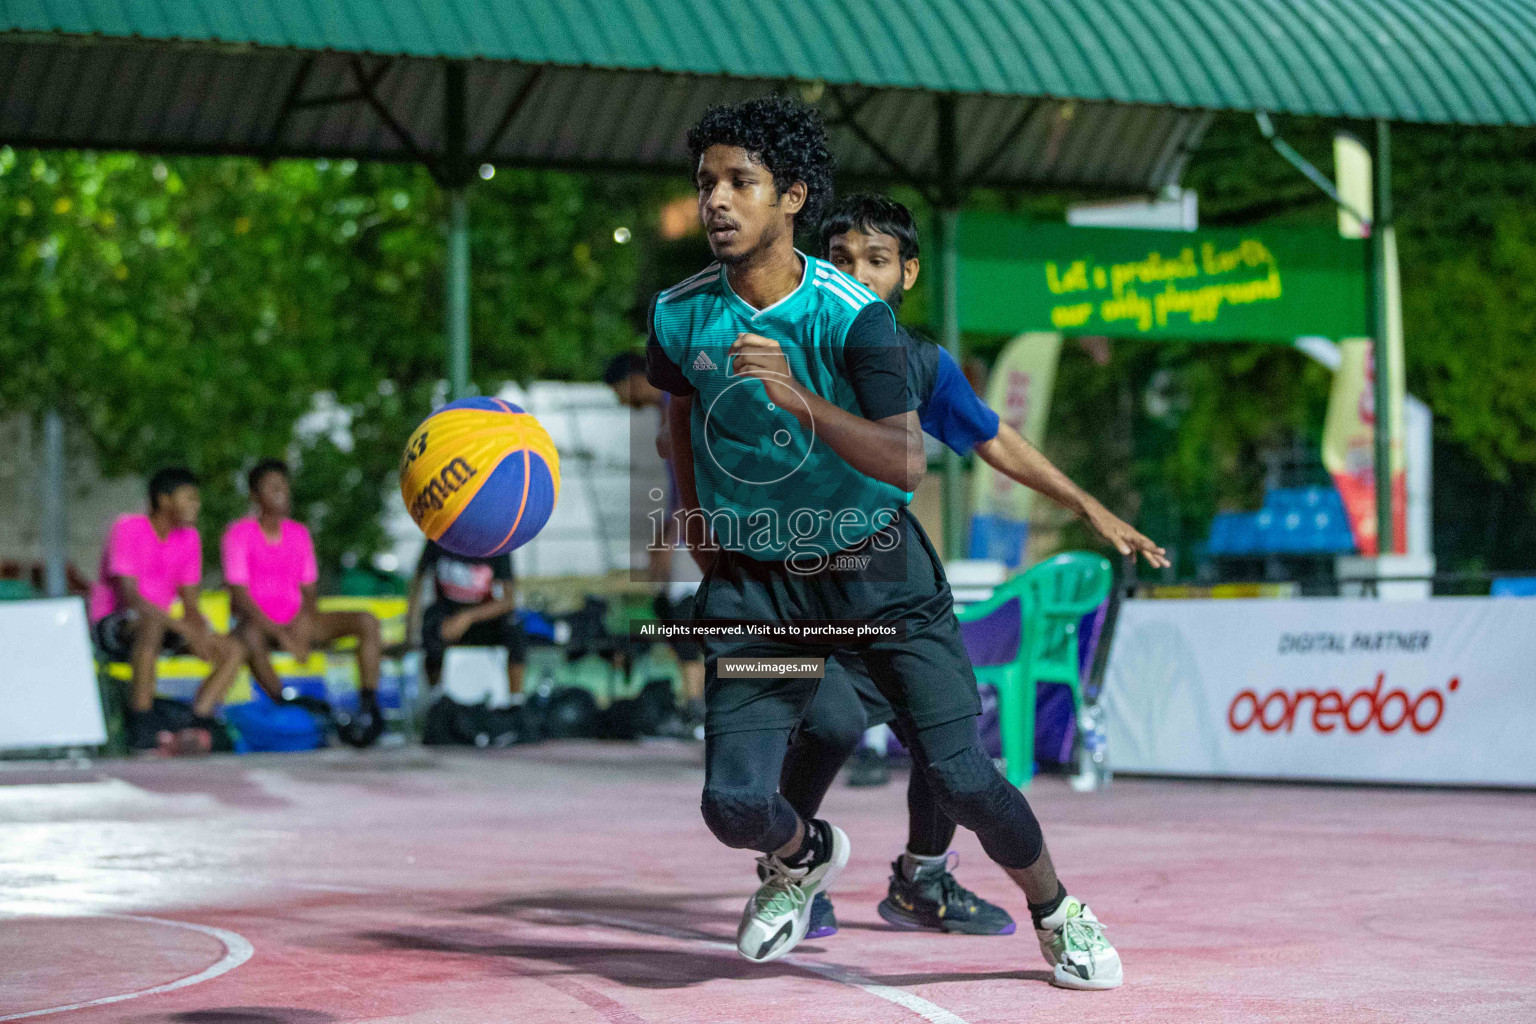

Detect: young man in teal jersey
[646,97,1123,988]
[777,193,1169,943]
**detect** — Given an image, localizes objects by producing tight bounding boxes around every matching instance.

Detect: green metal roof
[2,1,1531,194]
[7,0,1535,124]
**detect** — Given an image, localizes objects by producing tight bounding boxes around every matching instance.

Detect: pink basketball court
[3,744,1531,1024]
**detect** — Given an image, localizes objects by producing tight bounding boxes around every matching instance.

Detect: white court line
[780,958,971,1024]
[0,913,254,1022]
[287,882,378,895]
[546,910,971,1024]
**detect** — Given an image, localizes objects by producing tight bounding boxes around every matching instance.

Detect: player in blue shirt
[773,194,1168,943]
[647,98,1130,988]
[828,194,1168,560]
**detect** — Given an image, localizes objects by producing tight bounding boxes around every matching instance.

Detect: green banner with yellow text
[956,216,1368,342]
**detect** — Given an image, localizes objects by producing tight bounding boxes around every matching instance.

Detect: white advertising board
[1103,597,1536,786]
[0,598,107,750]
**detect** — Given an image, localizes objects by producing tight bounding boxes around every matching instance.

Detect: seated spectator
[89,467,244,753]
[223,459,383,745]
[408,539,524,696]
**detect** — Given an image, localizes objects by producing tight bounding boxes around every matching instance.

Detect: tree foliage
[5,114,1534,580]
[1003,115,1536,575]
[0,149,649,573]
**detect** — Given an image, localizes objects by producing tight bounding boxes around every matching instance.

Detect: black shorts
[423,601,526,674]
[653,591,703,662]
[822,651,897,727]
[696,508,980,735]
[92,609,191,663]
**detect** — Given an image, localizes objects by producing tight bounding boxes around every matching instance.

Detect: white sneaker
[1035,897,1123,989]
[736,823,850,963]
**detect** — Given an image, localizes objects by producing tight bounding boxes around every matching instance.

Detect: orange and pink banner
[1323,136,1406,556]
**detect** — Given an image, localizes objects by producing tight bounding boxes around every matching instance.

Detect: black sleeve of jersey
[898,325,943,408]
[644,296,696,397]
[843,303,916,420]
[491,553,514,582]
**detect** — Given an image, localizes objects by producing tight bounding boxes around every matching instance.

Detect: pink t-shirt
[221,517,318,626]
[89,513,203,622]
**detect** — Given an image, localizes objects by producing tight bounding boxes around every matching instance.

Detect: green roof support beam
[443,61,473,401]
[1254,111,1370,228]
[935,93,966,561]
[445,188,471,401]
[1254,111,1397,555]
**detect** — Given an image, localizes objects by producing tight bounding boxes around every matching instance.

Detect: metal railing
[1127,568,1536,599]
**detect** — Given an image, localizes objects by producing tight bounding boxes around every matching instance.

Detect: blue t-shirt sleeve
[919,349,1000,456]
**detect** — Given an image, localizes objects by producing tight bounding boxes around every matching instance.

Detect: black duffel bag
[422,695,537,747]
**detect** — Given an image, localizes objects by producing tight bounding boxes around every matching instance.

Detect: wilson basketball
[400,397,560,558]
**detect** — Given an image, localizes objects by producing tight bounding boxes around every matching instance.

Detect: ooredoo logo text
[1228,673,1460,735]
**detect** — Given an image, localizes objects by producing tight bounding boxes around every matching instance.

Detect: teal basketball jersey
[651,254,912,562]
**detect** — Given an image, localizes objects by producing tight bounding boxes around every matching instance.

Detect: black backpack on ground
[149,697,234,752]
[422,695,538,747]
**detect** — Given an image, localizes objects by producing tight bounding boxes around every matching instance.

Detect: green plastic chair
[1020,551,1113,713]
[954,571,1036,786]
[0,578,37,600]
[955,552,1113,786]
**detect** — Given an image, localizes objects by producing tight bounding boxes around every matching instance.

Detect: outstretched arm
[975,424,1170,568]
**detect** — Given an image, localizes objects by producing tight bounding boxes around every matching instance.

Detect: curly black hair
[686,95,835,228]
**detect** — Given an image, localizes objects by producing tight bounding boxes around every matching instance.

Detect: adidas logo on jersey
[692,352,719,371]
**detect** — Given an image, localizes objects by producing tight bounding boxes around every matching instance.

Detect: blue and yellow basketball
[400,397,561,558]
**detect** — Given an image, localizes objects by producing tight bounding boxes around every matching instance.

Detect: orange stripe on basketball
[483,448,533,557]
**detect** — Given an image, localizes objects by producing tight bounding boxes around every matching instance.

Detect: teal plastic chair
[954,572,1036,786]
[955,552,1112,786]
[0,578,36,600]
[1020,552,1114,717]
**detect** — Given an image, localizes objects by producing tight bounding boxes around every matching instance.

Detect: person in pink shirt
[223,459,384,747]
[91,467,246,753]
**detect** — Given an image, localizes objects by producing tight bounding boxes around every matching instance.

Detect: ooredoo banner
[1102,597,1536,786]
